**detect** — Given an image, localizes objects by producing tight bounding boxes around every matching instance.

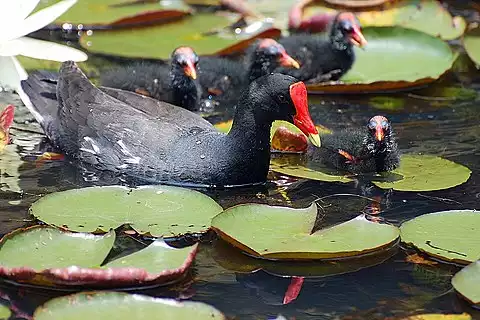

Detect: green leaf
[0,305,11,320]
[33,292,226,320]
[36,0,189,28]
[270,156,354,183]
[463,27,480,66]
[79,14,280,59]
[104,240,198,275]
[373,154,471,192]
[401,314,472,320]
[0,226,114,270]
[211,203,399,260]
[307,27,457,94]
[400,210,480,264]
[30,185,223,237]
[452,260,480,306]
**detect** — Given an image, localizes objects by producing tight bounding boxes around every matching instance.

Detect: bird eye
[381,120,388,128]
[368,121,376,130]
[278,94,287,103]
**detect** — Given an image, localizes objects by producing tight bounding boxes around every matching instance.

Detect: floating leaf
[452,260,480,306]
[0,144,23,194]
[270,156,354,183]
[463,27,480,66]
[80,14,281,59]
[307,27,457,94]
[210,238,399,276]
[0,305,10,320]
[30,186,223,237]
[0,226,198,287]
[36,0,190,29]
[400,210,480,264]
[401,313,472,320]
[33,292,226,320]
[211,203,399,260]
[373,154,471,192]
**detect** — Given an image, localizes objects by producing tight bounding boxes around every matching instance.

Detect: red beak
[350,25,367,48]
[279,51,300,69]
[289,82,321,147]
[183,60,197,80]
[375,126,384,141]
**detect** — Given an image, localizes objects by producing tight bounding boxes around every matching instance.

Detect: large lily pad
[307,27,457,94]
[0,226,198,287]
[211,203,399,260]
[80,14,281,59]
[30,185,223,237]
[33,292,225,320]
[463,27,480,66]
[36,0,190,29]
[452,260,480,306]
[373,154,471,192]
[400,210,480,264]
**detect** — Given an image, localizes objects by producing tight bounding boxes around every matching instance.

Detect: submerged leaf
[30,185,223,237]
[452,260,480,306]
[33,292,226,320]
[373,154,471,192]
[308,27,457,94]
[211,203,399,260]
[400,210,480,264]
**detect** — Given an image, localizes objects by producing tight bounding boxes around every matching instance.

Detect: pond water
[1,1,480,319]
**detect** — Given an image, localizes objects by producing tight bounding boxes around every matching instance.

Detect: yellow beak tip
[308,133,321,148]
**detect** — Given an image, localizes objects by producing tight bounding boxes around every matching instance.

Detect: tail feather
[20,70,60,138]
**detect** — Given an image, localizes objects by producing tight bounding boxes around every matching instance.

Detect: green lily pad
[463,27,480,66]
[33,292,226,320]
[270,156,354,183]
[80,13,281,59]
[400,210,480,264]
[0,226,198,287]
[211,203,399,260]
[452,260,480,306]
[0,305,11,320]
[401,314,472,320]
[307,27,457,94]
[36,0,190,28]
[373,154,471,192]
[30,185,223,237]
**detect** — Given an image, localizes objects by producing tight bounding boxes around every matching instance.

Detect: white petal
[0,0,77,42]
[0,0,40,26]
[0,56,27,92]
[3,37,87,62]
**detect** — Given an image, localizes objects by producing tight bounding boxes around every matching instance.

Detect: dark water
[1,5,480,320]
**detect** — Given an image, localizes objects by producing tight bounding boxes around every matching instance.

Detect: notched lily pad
[37,0,190,29]
[80,14,281,59]
[400,210,480,264]
[307,27,457,94]
[30,185,223,237]
[33,292,226,320]
[452,260,480,306]
[463,27,480,66]
[0,226,198,287]
[373,154,471,192]
[211,203,399,260]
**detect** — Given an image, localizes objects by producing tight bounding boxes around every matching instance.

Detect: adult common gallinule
[273,116,399,173]
[276,12,367,82]
[100,47,201,111]
[199,38,300,99]
[21,61,320,187]
[0,105,15,152]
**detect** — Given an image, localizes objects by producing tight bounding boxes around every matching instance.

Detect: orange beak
[183,60,197,80]
[375,126,384,141]
[279,51,300,69]
[350,25,367,48]
[289,82,321,147]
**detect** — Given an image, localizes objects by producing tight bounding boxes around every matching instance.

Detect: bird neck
[169,65,199,110]
[248,53,275,83]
